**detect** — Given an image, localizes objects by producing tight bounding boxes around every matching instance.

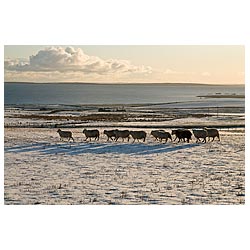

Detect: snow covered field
[4,127,245,205]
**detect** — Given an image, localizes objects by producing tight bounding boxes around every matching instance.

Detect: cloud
[5,46,152,75]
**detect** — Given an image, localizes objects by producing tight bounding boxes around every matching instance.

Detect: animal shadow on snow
[5,141,201,155]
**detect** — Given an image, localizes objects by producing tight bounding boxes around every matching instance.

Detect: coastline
[4,81,245,86]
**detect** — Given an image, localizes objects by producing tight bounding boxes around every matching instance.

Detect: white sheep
[114,130,130,142]
[129,130,147,143]
[192,129,208,143]
[57,129,74,142]
[204,127,220,141]
[150,130,165,141]
[83,129,100,141]
[151,130,172,143]
[104,129,116,141]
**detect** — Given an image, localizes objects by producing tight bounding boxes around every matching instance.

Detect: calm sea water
[4,83,245,105]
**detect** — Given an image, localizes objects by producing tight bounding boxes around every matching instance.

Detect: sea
[4,82,245,106]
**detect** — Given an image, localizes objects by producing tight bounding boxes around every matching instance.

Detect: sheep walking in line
[150,130,166,141]
[57,129,74,142]
[172,129,185,142]
[129,130,147,143]
[104,129,116,141]
[114,130,130,142]
[151,130,172,143]
[83,129,100,141]
[157,131,172,143]
[57,127,220,145]
[192,129,208,143]
[172,129,192,143]
[204,127,220,141]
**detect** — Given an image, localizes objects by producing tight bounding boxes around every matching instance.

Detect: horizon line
[4,81,245,86]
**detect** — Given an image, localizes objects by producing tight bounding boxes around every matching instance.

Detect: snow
[4,127,245,205]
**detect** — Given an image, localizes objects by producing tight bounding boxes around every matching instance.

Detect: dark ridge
[4,124,245,129]
[4,81,244,86]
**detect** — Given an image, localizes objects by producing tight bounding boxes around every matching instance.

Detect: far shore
[197,94,245,99]
[4,81,245,87]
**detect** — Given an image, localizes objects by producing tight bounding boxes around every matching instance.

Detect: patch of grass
[15,113,129,122]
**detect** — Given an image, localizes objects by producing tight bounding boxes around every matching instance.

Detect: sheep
[129,130,147,143]
[157,131,172,143]
[204,127,220,141]
[151,130,172,143]
[57,129,74,142]
[171,129,186,142]
[192,129,208,143]
[114,129,130,142]
[103,129,116,141]
[172,129,192,143]
[150,130,166,141]
[82,129,100,141]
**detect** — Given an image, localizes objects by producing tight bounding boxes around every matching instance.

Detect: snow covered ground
[4,127,245,205]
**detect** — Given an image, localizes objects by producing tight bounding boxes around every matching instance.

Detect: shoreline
[4,124,245,129]
[197,94,244,99]
[5,81,245,86]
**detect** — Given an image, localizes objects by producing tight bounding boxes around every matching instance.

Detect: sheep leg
[211,137,214,142]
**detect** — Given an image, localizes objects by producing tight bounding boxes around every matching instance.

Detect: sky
[4,45,245,84]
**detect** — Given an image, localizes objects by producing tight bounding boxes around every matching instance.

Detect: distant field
[4,103,245,129]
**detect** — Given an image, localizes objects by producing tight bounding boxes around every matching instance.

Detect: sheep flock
[57,128,220,143]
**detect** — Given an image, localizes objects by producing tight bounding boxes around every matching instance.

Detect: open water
[4,83,244,105]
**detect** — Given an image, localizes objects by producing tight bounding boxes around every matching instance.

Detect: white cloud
[4,46,152,75]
